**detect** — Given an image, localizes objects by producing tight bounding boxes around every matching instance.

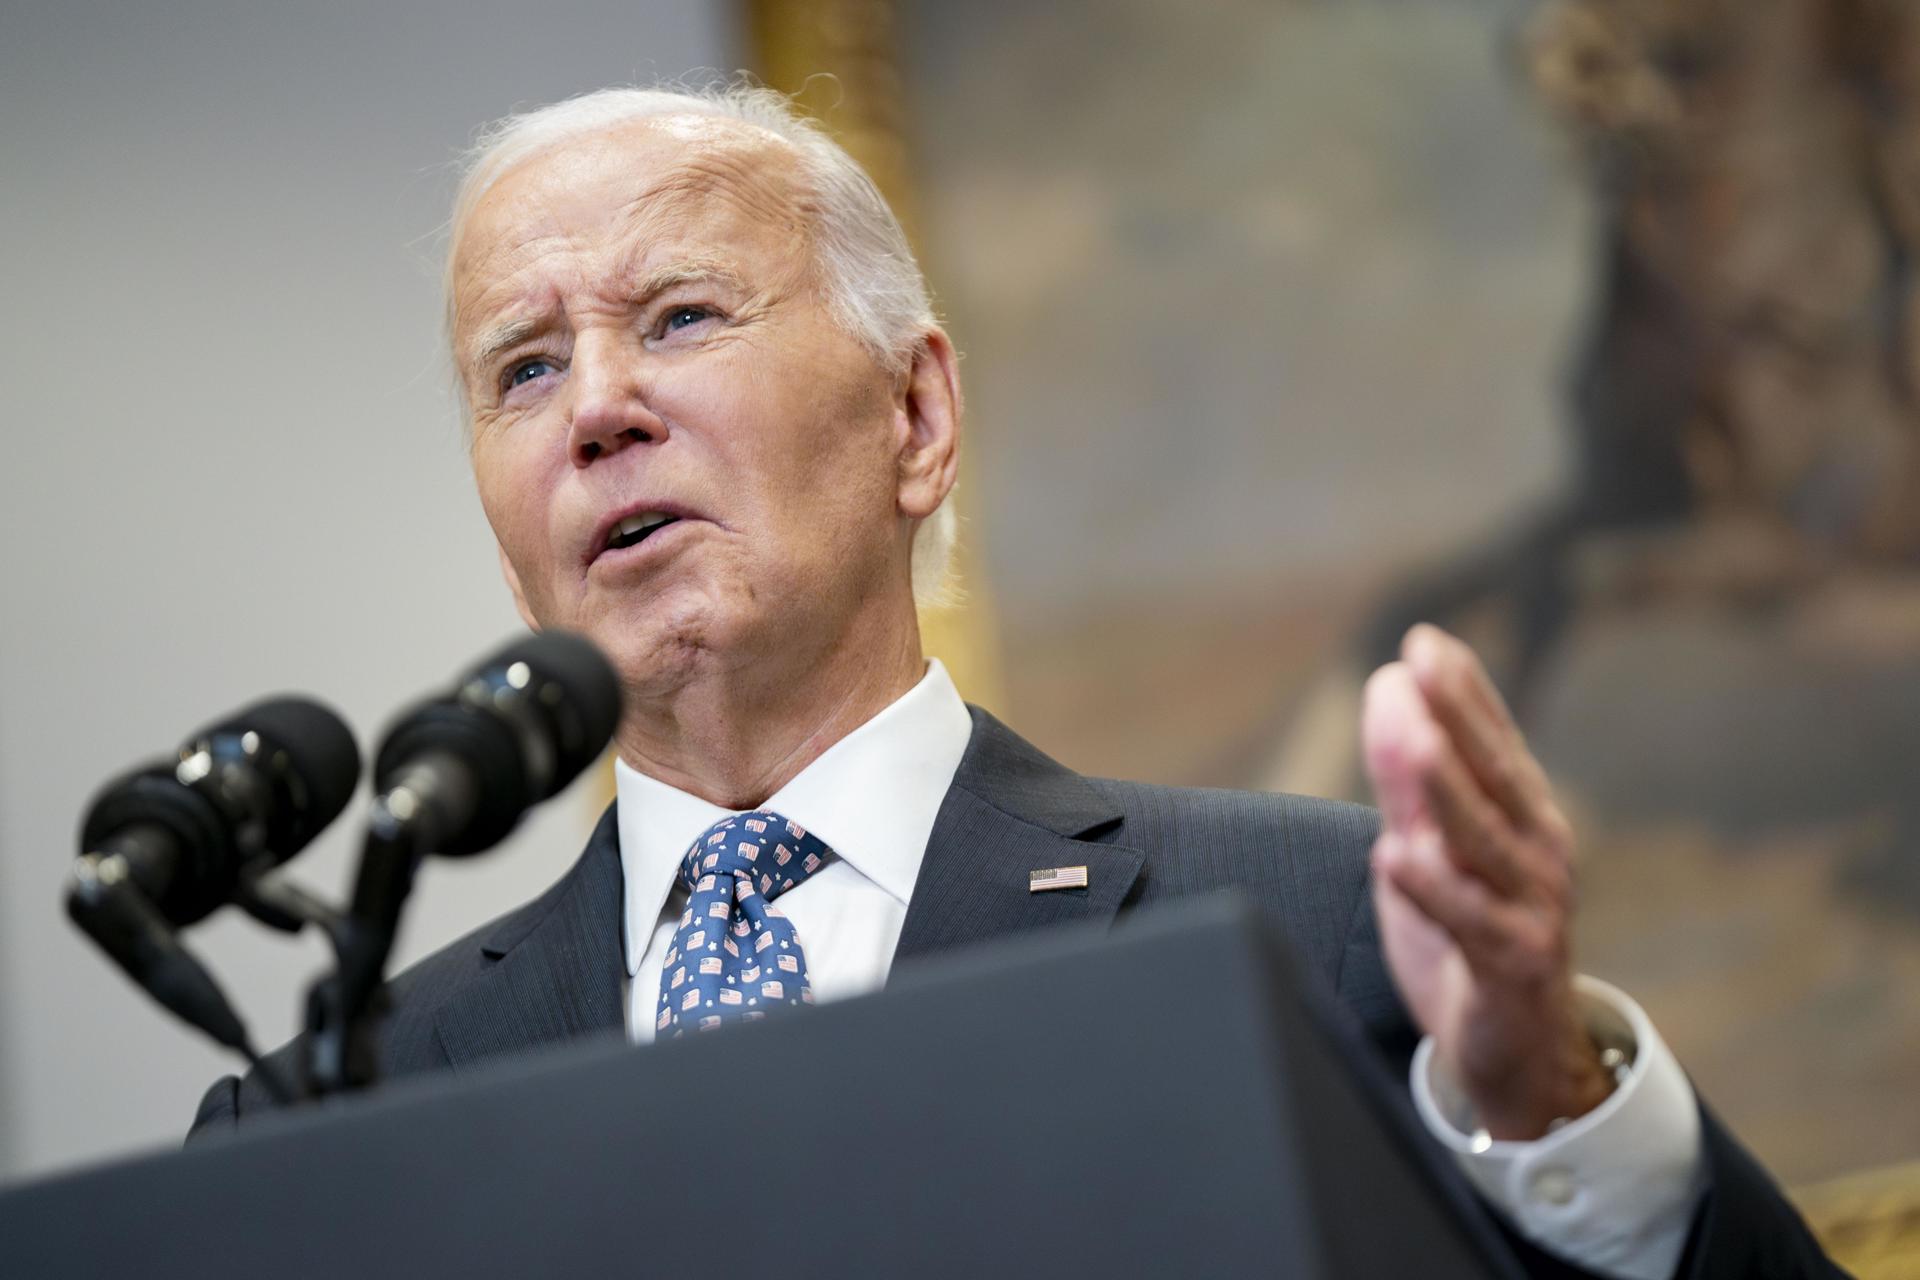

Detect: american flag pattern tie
[655,810,831,1037]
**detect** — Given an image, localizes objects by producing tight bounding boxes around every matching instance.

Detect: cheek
[755,424,902,587]
[743,365,897,511]
[472,436,565,590]
[650,340,902,586]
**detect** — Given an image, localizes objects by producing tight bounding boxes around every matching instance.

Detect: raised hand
[1361,624,1613,1140]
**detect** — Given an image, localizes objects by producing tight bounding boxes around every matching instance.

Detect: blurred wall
[0,0,738,1182]
[903,0,1585,787]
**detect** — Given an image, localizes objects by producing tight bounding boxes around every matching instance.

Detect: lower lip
[590,518,698,574]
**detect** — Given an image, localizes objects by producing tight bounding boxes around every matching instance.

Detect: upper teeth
[615,512,674,538]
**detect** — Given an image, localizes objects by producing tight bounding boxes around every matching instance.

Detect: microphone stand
[223,865,347,1102]
[64,850,305,1106]
[296,808,415,1099]
[299,753,469,1099]
[71,781,461,1104]
[183,810,420,1103]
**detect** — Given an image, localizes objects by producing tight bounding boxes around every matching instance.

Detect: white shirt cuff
[1408,976,1707,1280]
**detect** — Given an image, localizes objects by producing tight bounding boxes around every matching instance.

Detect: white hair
[447,82,958,606]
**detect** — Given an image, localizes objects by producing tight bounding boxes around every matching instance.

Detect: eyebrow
[631,256,747,302]
[464,257,750,373]
[466,316,542,373]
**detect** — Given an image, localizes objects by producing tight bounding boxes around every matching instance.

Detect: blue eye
[508,358,557,388]
[664,306,710,333]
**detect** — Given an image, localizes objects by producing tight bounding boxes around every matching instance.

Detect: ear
[496,542,541,631]
[894,328,962,521]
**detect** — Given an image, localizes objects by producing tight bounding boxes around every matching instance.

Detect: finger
[1360,662,1442,832]
[1367,655,1533,893]
[1376,828,1519,966]
[1370,832,1458,982]
[1403,624,1550,828]
[1405,623,1521,737]
[1418,731,1530,896]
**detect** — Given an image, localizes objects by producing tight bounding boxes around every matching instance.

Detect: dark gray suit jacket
[191,707,1843,1279]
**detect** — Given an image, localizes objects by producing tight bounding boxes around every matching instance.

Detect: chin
[575,588,735,700]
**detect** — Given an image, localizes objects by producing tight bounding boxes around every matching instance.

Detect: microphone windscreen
[78,766,234,924]
[468,630,622,797]
[195,696,362,855]
[373,700,528,856]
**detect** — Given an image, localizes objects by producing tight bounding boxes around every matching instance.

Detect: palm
[1374,861,1471,1041]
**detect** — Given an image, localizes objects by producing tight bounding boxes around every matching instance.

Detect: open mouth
[603,511,682,555]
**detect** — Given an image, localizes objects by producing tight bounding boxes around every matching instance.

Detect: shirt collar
[615,659,973,977]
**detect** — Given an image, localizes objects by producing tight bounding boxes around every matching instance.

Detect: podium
[0,896,1525,1278]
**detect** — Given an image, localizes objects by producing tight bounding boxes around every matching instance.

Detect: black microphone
[306,632,619,1096]
[76,697,362,926]
[366,629,622,859]
[68,696,361,1056]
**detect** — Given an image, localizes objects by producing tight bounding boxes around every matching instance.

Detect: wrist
[1475,1039,1616,1141]
[1463,994,1640,1141]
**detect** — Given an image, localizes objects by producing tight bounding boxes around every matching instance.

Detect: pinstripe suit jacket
[190,707,1841,1279]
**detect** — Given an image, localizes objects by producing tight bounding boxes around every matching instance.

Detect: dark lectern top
[0,894,1523,1279]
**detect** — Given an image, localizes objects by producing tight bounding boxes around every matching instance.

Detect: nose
[564,345,667,467]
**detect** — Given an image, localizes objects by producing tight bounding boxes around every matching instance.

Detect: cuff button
[1529,1167,1578,1207]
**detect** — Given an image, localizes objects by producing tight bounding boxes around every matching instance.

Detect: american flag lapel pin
[1029,865,1090,893]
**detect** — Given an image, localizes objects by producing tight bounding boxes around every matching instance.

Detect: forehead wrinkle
[454,126,816,376]
[462,258,752,375]
[459,262,571,371]
[453,225,572,364]
[617,139,815,249]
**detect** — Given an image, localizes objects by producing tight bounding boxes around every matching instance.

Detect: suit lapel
[432,803,627,1070]
[431,710,1145,1062]
[894,708,1145,963]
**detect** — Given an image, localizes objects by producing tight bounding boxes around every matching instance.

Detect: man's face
[452,118,916,696]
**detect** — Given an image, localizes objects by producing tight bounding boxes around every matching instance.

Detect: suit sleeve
[184,1034,307,1144]
[1670,1110,1853,1279]
[186,1075,242,1144]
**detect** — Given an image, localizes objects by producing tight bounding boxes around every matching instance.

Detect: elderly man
[192,86,1840,1278]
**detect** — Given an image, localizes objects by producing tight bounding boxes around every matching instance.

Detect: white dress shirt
[618,660,974,1044]
[615,659,1704,1279]
[1413,978,1708,1279]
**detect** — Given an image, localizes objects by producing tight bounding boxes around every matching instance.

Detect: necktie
[655,810,832,1037]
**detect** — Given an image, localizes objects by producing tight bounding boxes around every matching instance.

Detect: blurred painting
[900,0,1920,1183]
